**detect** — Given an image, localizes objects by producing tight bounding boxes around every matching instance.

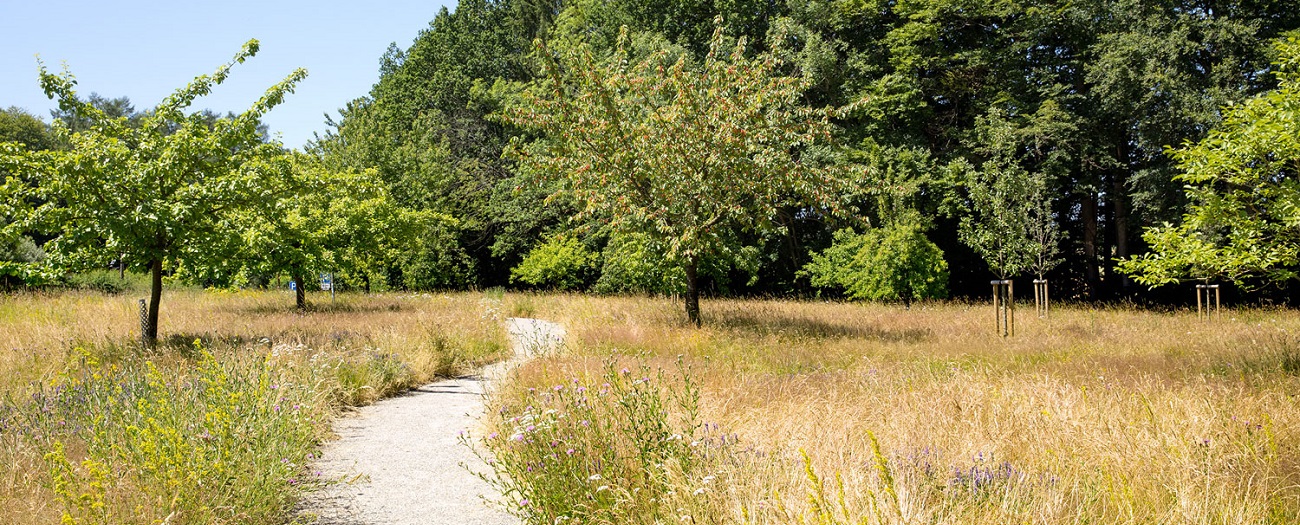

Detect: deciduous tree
[0,40,305,344]
[500,21,846,325]
[1120,33,1300,288]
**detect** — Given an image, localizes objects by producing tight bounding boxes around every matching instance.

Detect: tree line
[313,0,1300,308]
[3,0,1300,331]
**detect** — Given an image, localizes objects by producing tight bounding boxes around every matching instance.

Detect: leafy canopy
[1119,33,1300,287]
[498,19,847,322]
[0,39,305,340]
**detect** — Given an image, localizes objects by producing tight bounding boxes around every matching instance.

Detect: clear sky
[1,0,455,149]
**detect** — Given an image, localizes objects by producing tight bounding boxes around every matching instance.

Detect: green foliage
[594,233,686,296]
[1120,33,1300,287]
[0,107,55,152]
[510,236,598,291]
[63,271,148,295]
[500,20,847,322]
[958,163,1053,280]
[804,223,949,304]
[296,0,1300,300]
[312,0,541,285]
[0,40,306,340]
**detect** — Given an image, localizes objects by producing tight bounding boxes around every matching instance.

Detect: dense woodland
[4,0,1300,326]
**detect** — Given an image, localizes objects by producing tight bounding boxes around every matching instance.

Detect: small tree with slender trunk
[0,40,305,345]
[498,20,845,325]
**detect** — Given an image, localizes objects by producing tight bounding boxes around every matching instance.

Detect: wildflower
[566,448,575,455]
[589,474,602,481]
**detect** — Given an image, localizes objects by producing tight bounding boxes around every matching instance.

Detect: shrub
[510,236,598,291]
[594,233,686,295]
[803,222,949,305]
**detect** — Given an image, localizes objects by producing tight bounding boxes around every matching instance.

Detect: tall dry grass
[488,294,1300,524]
[0,288,506,397]
[0,288,508,525]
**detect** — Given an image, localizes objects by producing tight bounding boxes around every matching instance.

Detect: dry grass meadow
[489,294,1300,524]
[0,287,507,524]
[1,287,1297,524]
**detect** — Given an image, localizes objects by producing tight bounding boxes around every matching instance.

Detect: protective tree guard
[1196,283,1220,321]
[138,299,150,348]
[992,279,1014,337]
[1033,278,1049,319]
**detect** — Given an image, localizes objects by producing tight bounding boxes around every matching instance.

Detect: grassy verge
[480,294,1300,524]
[0,289,507,525]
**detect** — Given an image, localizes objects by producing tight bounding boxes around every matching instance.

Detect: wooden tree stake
[1033,279,1049,319]
[992,280,1014,337]
[1196,284,1220,321]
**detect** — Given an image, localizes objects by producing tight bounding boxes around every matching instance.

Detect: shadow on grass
[233,300,407,315]
[707,310,932,343]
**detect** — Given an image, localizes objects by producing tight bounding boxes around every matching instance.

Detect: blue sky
[1,0,455,148]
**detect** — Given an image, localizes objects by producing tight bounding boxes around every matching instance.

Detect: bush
[510,236,598,291]
[803,222,949,305]
[593,233,686,295]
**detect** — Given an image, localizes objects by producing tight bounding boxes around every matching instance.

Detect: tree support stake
[1033,278,1049,319]
[992,279,1014,337]
[1196,284,1220,321]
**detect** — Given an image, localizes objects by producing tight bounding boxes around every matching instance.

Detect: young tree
[499,21,846,325]
[0,40,306,344]
[958,164,1038,280]
[1120,34,1300,288]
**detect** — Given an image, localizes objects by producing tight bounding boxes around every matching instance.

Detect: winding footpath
[297,318,564,525]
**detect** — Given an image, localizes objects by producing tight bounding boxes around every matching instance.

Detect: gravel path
[297,318,564,525]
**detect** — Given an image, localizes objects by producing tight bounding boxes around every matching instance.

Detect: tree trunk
[1111,172,1131,294]
[293,273,306,310]
[684,257,701,327]
[1081,192,1100,300]
[362,273,371,294]
[146,259,162,346]
[119,253,125,281]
